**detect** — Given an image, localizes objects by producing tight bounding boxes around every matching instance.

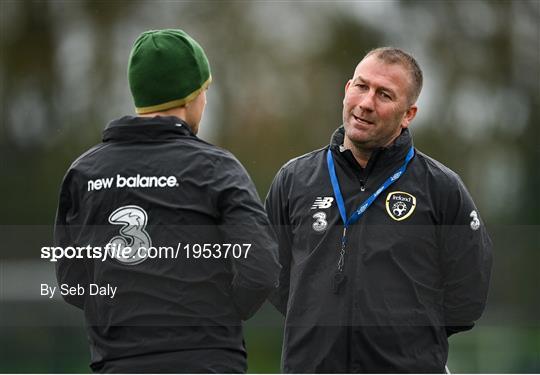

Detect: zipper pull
[360,180,366,192]
[333,227,348,294]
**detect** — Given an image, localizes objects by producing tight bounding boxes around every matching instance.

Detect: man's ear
[401,105,417,129]
[344,79,352,94]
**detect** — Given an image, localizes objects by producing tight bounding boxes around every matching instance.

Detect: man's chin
[344,128,370,145]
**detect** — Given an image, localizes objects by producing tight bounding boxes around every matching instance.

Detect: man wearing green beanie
[54,29,280,373]
[128,29,212,130]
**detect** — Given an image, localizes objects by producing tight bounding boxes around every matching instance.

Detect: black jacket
[54,115,280,372]
[265,126,492,373]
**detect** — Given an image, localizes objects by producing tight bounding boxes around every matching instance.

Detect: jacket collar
[103,115,195,142]
[330,125,413,173]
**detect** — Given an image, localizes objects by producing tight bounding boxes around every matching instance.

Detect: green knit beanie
[128,29,212,114]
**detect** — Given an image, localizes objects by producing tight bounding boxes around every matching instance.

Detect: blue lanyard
[326,145,415,273]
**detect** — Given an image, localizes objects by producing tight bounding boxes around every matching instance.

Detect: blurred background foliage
[0,0,538,373]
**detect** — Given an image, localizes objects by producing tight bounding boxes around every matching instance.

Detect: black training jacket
[265,126,492,373]
[54,115,280,372]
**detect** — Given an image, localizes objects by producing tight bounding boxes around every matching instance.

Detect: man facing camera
[55,29,280,373]
[266,47,492,373]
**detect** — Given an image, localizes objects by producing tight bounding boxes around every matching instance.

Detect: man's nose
[357,91,375,111]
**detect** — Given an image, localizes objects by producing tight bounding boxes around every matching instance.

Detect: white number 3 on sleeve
[470,210,480,231]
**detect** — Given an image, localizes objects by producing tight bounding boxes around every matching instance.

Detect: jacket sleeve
[54,170,89,310]
[439,175,493,336]
[264,167,293,316]
[214,156,281,320]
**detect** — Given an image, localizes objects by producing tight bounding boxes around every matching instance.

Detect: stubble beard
[345,120,403,156]
[343,118,379,153]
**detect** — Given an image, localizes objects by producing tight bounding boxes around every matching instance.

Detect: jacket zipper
[347,214,368,370]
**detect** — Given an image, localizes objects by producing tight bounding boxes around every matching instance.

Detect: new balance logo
[311,197,334,209]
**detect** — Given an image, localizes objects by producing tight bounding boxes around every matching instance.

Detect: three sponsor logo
[108,205,152,265]
[470,210,480,231]
[311,197,334,232]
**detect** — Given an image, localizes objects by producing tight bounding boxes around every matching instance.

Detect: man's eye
[380,92,392,100]
[355,84,368,90]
